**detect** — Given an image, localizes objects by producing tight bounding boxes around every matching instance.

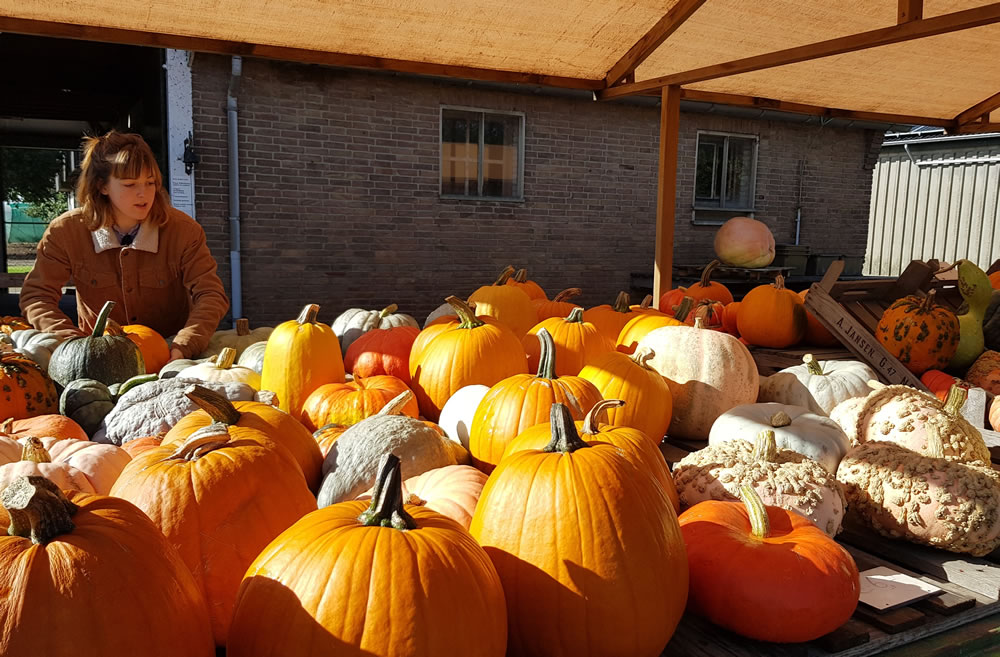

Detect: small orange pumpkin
[920,369,962,401]
[687,299,726,331]
[616,298,691,354]
[533,287,583,322]
[467,265,537,338]
[875,290,960,375]
[659,261,733,313]
[579,346,672,444]
[505,267,547,300]
[722,301,741,336]
[989,271,1000,290]
[344,325,419,383]
[300,375,418,432]
[583,291,635,344]
[798,289,839,346]
[116,324,170,374]
[630,294,665,315]
[522,307,613,376]
[737,275,806,348]
[0,352,58,420]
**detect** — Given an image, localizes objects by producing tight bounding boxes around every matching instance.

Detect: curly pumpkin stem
[566,307,585,324]
[535,328,559,379]
[544,403,590,453]
[359,453,417,530]
[699,260,721,288]
[296,304,320,325]
[445,296,485,329]
[216,347,238,370]
[553,288,582,303]
[803,354,824,376]
[184,385,241,425]
[770,412,792,429]
[235,318,250,336]
[631,346,656,369]
[91,300,116,338]
[3,475,78,544]
[20,437,52,463]
[492,265,516,286]
[612,291,632,313]
[163,423,232,461]
[379,304,399,319]
[378,390,415,416]
[942,384,968,418]
[104,319,126,337]
[674,297,694,323]
[739,484,771,540]
[582,399,626,434]
[752,430,779,463]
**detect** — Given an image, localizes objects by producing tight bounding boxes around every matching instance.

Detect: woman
[20,130,229,362]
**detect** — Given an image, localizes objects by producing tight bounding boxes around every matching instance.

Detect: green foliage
[1,148,65,204]
[22,194,69,223]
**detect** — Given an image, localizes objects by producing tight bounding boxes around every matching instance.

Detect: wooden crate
[750,345,856,377]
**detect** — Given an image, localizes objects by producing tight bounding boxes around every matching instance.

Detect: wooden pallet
[750,345,856,377]
[657,440,1000,657]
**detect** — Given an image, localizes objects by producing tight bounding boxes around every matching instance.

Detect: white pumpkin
[437,384,489,449]
[759,355,876,416]
[176,347,261,390]
[709,403,850,473]
[1,329,63,371]
[333,303,419,355]
[237,341,268,375]
[198,318,273,359]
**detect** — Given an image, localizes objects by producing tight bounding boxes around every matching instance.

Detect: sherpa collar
[92,223,159,254]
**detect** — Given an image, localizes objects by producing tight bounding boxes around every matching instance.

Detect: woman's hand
[168,348,186,363]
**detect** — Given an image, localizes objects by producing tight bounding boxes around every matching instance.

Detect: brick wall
[191,55,881,325]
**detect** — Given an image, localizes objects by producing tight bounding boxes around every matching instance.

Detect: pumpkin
[991,271,1000,290]
[317,391,460,506]
[177,347,262,389]
[312,423,348,458]
[920,369,963,401]
[343,325,419,383]
[503,398,680,513]
[158,355,212,379]
[0,328,63,371]
[163,385,324,492]
[0,415,87,442]
[522,307,612,376]
[0,435,131,495]
[708,404,850,474]
[116,323,170,374]
[261,303,345,421]
[468,328,603,473]
[737,274,806,348]
[990,395,999,431]
[236,341,268,374]
[409,296,527,422]
[658,260,733,313]
[0,351,58,421]
[111,408,317,645]
[199,317,274,359]
[578,346,672,443]
[48,302,145,387]
[423,298,464,328]
[758,354,877,416]
[583,291,635,343]
[721,301,741,335]
[837,430,1000,556]
[798,289,839,346]
[301,374,418,432]
[687,299,726,331]
[228,454,507,657]
[638,318,760,440]
[357,463,489,530]
[467,265,537,338]
[470,403,688,657]
[615,297,691,355]
[875,290,960,375]
[678,485,859,642]
[949,259,994,370]
[333,303,419,356]
[120,434,163,458]
[506,267,547,300]
[533,287,583,322]
[985,290,1000,351]
[58,376,145,437]
[965,350,1000,395]
[0,476,215,657]
[630,294,665,315]
[437,384,489,449]
[713,216,776,268]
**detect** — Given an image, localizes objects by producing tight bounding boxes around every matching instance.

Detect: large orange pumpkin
[875,290,960,375]
[467,265,537,338]
[116,323,170,374]
[0,477,216,657]
[505,267,547,300]
[579,346,673,444]
[470,404,688,657]
[738,275,806,348]
[228,454,507,657]
[616,297,691,354]
[344,325,419,383]
[533,287,583,322]
[0,352,58,420]
[798,289,840,346]
[300,375,418,432]
[409,296,528,422]
[659,260,733,313]
[468,328,602,473]
[522,307,613,376]
[112,411,317,645]
[0,415,87,441]
[583,291,635,343]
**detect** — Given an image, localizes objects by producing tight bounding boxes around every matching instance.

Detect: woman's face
[101,168,156,225]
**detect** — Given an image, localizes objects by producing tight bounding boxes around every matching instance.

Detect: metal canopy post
[653,85,680,301]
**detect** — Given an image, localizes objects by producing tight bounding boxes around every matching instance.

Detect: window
[694,131,758,214]
[441,107,523,200]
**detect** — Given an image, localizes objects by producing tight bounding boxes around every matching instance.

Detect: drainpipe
[226,56,243,324]
[794,159,804,245]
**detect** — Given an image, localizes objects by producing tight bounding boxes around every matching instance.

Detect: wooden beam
[653,86,681,301]
[0,16,604,91]
[676,88,956,127]
[604,0,709,87]
[954,90,1000,125]
[898,0,924,23]
[598,2,1000,100]
[953,122,1000,134]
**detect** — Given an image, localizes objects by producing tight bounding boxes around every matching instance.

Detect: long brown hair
[76,130,171,230]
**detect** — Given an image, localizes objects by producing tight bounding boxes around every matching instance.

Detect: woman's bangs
[110,145,160,184]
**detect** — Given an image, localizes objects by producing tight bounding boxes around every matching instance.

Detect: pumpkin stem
[752,430,779,463]
[920,289,938,312]
[566,307,585,324]
[91,300,116,338]
[163,423,232,461]
[535,328,559,379]
[3,475,78,544]
[492,265,516,286]
[631,346,656,369]
[116,373,158,399]
[942,384,968,418]
[20,437,51,463]
[739,484,771,540]
[296,304,320,325]
[639,294,654,309]
[359,453,417,530]
[513,268,529,283]
[803,354,824,376]
[582,399,626,434]
[553,288,582,303]
[693,317,704,330]
[235,318,251,336]
[105,319,126,337]
[378,390,415,416]
[769,412,792,428]
[674,296,694,322]
[184,385,241,425]
[445,296,485,329]
[773,274,787,291]
[612,291,632,314]
[0,418,13,434]
[378,304,398,319]
[216,347,238,370]
[543,403,590,453]
[699,260,721,288]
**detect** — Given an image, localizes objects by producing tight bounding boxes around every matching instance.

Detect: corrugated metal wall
[866,139,1000,276]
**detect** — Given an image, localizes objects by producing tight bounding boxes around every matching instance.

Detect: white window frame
[692,130,759,224]
[439,105,525,202]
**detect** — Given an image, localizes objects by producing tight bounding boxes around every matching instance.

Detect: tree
[0,148,65,204]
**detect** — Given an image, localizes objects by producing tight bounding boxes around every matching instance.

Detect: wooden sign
[859,566,942,612]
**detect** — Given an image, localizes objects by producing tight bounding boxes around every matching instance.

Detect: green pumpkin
[949,261,993,371]
[58,374,157,437]
[47,301,146,388]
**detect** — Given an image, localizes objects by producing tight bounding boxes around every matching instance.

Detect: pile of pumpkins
[0,259,998,657]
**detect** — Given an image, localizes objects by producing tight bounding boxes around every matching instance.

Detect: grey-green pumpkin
[48,301,145,387]
[58,374,156,437]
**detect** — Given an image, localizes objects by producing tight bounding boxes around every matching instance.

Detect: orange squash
[116,324,170,374]
[579,346,673,444]
[920,369,962,401]
[343,325,419,383]
[738,275,806,348]
[300,375,418,432]
[875,290,960,375]
[522,307,613,376]
[659,261,733,314]
[467,265,537,338]
[798,289,840,346]
[616,297,691,354]
[583,291,635,344]
[687,299,726,331]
